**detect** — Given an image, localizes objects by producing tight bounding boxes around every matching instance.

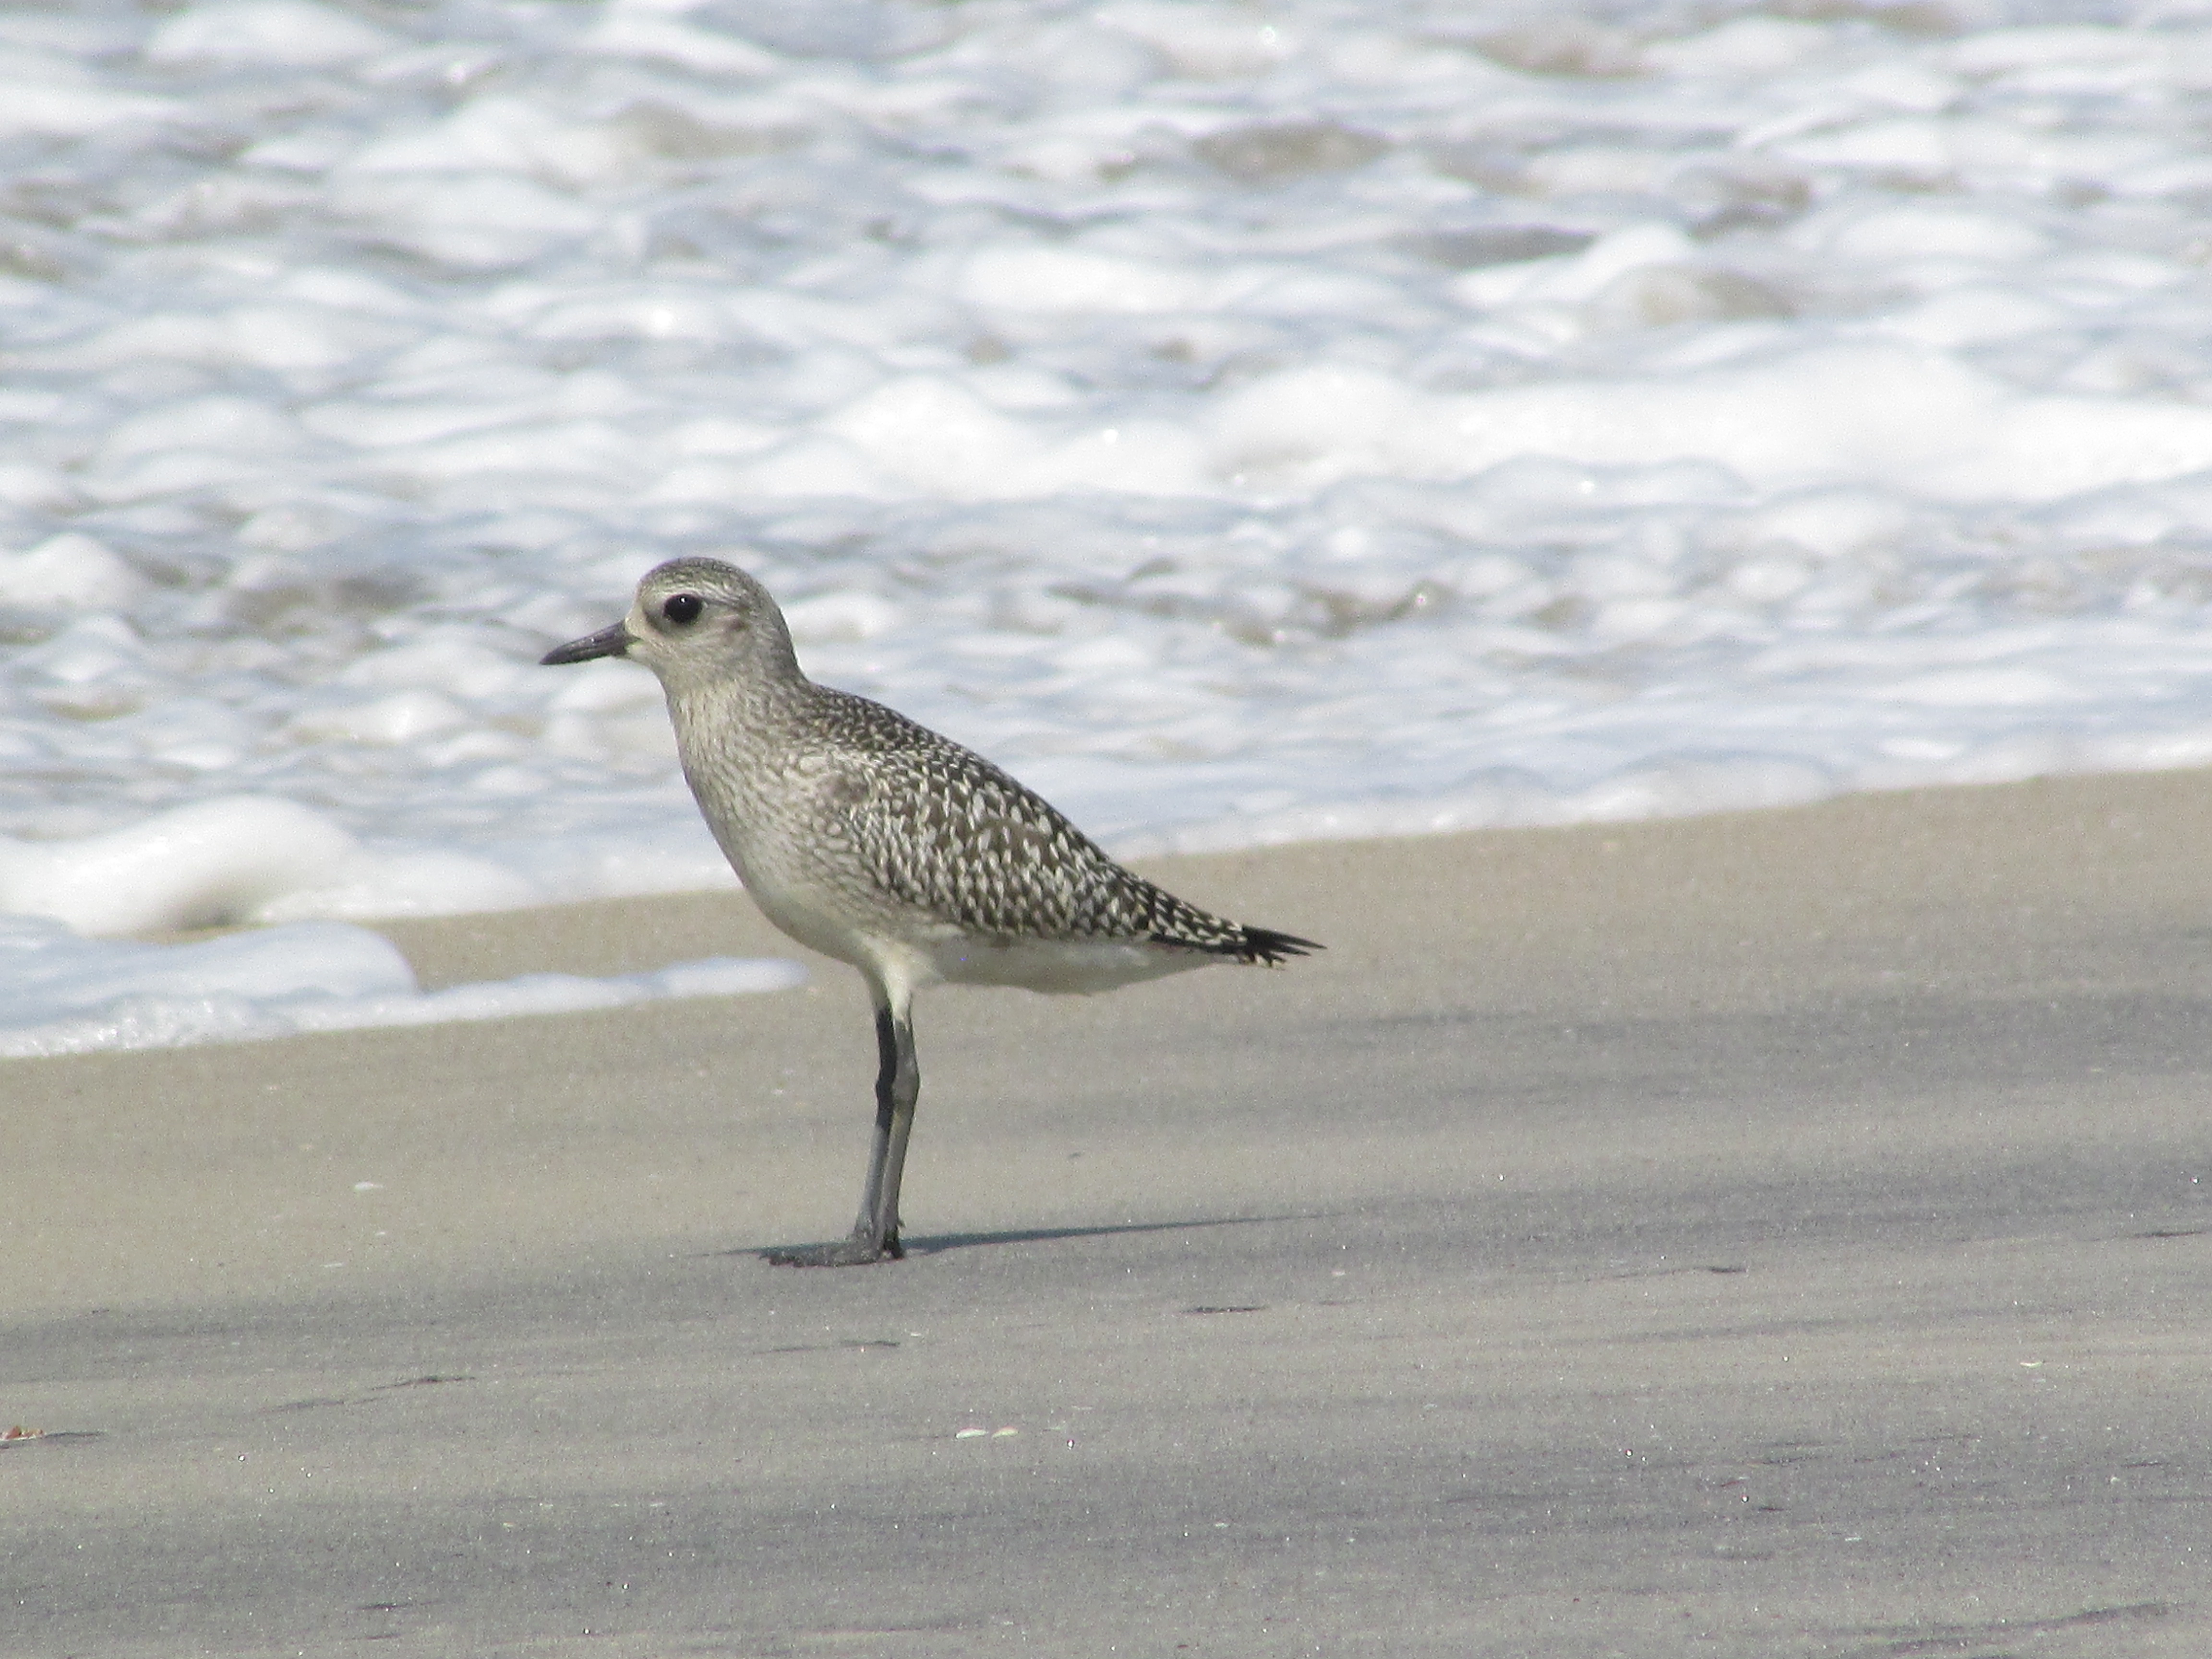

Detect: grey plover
[543,556,1318,1266]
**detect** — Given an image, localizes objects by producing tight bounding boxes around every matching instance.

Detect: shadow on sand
[732,1213,1310,1266]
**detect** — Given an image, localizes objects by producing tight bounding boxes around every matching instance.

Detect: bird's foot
[764,1230,903,1268]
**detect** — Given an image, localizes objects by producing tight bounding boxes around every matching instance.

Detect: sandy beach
[5,768,2210,1656]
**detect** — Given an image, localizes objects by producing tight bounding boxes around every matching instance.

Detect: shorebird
[542,556,1318,1266]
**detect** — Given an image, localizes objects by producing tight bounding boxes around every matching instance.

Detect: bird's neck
[662,654,818,758]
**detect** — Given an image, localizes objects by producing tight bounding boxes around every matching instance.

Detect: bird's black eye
[662,593,703,626]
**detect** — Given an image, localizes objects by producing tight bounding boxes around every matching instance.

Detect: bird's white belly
[923,935,1212,995]
[738,866,889,970]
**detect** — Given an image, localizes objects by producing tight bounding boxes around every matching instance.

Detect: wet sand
[4,769,2211,1656]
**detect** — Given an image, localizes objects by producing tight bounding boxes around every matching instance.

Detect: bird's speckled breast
[667,685,953,965]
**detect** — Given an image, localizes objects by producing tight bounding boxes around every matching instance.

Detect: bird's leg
[769,991,917,1267]
[871,999,920,1256]
[851,997,918,1258]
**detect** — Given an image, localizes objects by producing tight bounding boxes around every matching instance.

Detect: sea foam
[0,911,803,1059]
[11,0,2212,1048]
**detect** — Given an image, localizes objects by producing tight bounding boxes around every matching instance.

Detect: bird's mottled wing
[811,688,1260,952]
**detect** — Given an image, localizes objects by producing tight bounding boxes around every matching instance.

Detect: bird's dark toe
[764,1236,898,1267]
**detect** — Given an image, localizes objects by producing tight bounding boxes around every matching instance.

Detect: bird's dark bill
[541,622,633,665]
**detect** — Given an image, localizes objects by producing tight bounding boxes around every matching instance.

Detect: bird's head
[541,556,796,687]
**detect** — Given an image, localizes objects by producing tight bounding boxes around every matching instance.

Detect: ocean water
[7,0,2212,1050]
